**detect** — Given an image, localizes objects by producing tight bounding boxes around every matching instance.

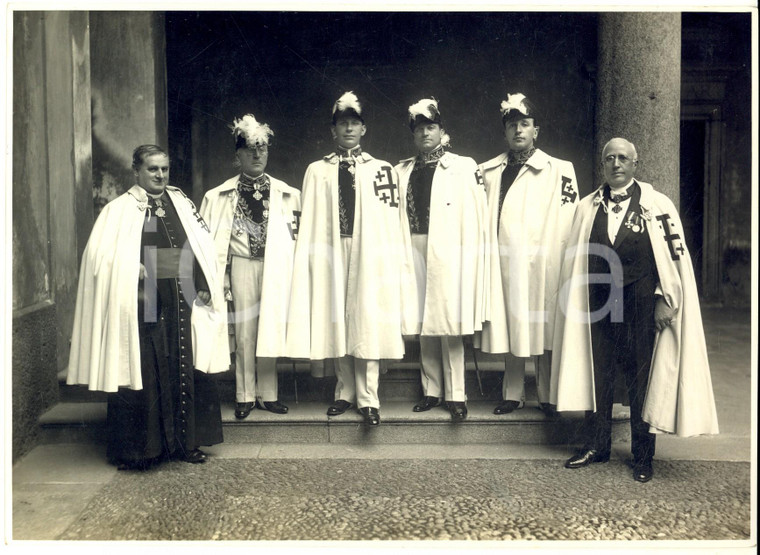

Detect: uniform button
[180,319,185,323]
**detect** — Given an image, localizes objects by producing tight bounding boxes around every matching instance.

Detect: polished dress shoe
[539,402,558,418]
[413,396,442,412]
[493,400,521,415]
[182,449,208,464]
[235,401,254,419]
[360,407,380,426]
[633,461,653,483]
[327,399,354,416]
[564,449,610,469]
[447,401,468,422]
[257,400,289,414]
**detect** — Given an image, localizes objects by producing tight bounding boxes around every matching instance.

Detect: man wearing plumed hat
[476,93,579,417]
[201,114,301,420]
[396,97,488,422]
[286,92,409,426]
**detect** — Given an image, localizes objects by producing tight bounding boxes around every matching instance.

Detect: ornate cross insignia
[194,209,210,232]
[561,176,577,205]
[288,210,301,240]
[178,192,209,232]
[373,166,398,208]
[656,213,685,260]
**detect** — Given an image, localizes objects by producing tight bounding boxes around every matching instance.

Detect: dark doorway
[679,118,706,296]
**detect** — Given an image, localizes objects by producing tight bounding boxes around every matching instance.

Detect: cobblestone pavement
[58,458,751,541]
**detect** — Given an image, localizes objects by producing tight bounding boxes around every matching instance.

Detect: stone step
[38,400,632,447]
[58,356,522,404]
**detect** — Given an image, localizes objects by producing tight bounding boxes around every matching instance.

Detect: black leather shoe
[413,396,442,412]
[327,399,354,416]
[235,402,254,419]
[182,449,207,464]
[633,461,653,483]
[564,449,610,469]
[493,400,521,415]
[539,403,558,418]
[447,401,468,422]
[360,407,380,426]
[258,400,289,414]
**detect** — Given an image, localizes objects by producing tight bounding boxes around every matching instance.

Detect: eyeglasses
[603,154,635,165]
[243,144,268,155]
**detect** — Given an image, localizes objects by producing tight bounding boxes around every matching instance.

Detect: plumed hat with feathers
[408,97,450,147]
[332,91,364,124]
[500,93,538,126]
[231,114,274,150]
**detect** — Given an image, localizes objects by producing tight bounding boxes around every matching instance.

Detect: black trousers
[587,277,656,464]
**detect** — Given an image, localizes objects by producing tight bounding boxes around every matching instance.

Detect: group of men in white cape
[66,93,718,473]
[286,92,487,424]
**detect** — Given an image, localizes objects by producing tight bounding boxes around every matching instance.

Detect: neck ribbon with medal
[602,184,645,234]
[337,145,362,183]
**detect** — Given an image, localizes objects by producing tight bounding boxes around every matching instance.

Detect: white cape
[200,174,301,357]
[551,181,719,437]
[67,185,230,392]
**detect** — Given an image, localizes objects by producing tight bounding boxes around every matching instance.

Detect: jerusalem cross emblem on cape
[561,176,577,205]
[373,166,398,208]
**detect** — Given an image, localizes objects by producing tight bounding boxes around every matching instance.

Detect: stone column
[595,13,681,204]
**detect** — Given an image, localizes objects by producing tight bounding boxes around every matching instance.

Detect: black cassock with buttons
[106,194,223,466]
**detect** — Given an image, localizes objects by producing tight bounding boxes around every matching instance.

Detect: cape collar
[324,150,373,165]
[507,146,537,167]
[592,179,655,217]
[218,173,283,194]
[415,144,447,167]
[399,150,453,169]
[128,184,177,204]
[480,148,548,172]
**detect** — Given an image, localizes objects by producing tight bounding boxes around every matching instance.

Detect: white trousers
[334,236,380,408]
[230,256,278,403]
[502,350,552,404]
[411,233,466,403]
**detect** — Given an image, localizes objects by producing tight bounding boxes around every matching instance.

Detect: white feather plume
[500,93,529,117]
[408,98,439,121]
[231,114,273,147]
[333,91,362,116]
